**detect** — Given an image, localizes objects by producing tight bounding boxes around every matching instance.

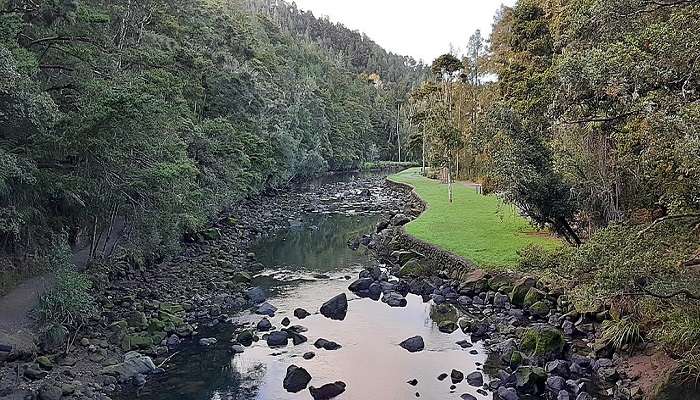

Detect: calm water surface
[135,211,495,400]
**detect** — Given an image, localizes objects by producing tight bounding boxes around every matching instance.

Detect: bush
[602,316,643,350]
[38,269,97,326]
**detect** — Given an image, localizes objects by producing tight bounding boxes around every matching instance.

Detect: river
[131,193,494,400]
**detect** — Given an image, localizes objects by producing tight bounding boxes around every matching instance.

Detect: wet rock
[237,330,254,346]
[303,351,315,360]
[399,336,425,353]
[451,369,464,384]
[230,345,245,354]
[288,331,308,345]
[283,365,312,393]
[256,302,278,317]
[314,338,342,350]
[461,395,477,400]
[514,366,546,393]
[266,331,289,347]
[294,308,311,319]
[383,292,408,307]
[320,294,348,320]
[309,381,347,399]
[349,278,373,292]
[257,318,272,331]
[437,373,448,381]
[198,337,217,346]
[438,321,459,334]
[407,379,418,386]
[466,371,483,386]
[245,287,267,304]
[100,351,156,382]
[456,340,473,348]
[281,317,291,326]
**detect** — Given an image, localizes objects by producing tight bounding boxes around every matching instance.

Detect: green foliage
[654,308,700,353]
[602,316,643,350]
[38,271,96,326]
[0,0,424,272]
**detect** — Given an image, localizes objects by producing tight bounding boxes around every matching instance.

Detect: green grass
[390,168,560,267]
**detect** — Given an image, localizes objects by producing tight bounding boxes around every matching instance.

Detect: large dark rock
[266,331,289,347]
[257,318,272,332]
[245,287,267,304]
[320,294,348,320]
[294,308,311,319]
[309,381,347,399]
[399,336,425,352]
[283,365,312,393]
[466,371,483,386]
[349,278,373,292]
[451,369,464,384]
[314,338,342,350]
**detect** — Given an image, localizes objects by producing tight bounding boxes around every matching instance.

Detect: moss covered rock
[514,365,546,391]
[398,259,430,277]
[510,276,537,307]
[529,301,551,318]
[520,326,565,357]
[523,287,545,307]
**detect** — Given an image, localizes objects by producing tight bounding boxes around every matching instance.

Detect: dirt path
[0,273,53,334]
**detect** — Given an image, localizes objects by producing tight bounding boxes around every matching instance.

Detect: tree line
[0,0,426,276]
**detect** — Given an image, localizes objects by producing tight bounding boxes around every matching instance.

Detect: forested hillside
[409,0,700,366]
[0,0,425,287]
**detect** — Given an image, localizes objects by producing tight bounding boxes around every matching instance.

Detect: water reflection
[251,214,378,272]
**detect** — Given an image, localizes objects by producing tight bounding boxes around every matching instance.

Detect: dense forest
[411,0,700,365]
[0,0,426,285]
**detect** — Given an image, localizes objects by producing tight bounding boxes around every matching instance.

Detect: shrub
[602,315,643,350]
[38,269,97,326]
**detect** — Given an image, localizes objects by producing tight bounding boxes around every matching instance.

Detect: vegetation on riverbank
[389,168,559,267]
[0,0,427,292]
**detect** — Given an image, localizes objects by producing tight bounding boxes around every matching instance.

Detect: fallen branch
[157,351,180,368]
[641,287,700,301]
[636,213,700,238]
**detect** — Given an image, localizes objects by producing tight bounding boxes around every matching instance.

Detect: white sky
[291,0,517,63]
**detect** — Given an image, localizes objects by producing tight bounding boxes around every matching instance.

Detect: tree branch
[637,213,700,237]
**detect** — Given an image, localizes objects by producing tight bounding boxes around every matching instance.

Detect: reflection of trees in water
[255,214,379,271]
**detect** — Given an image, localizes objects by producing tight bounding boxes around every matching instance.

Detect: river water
[134,210,494,400]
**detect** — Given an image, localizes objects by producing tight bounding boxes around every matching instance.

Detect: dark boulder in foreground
[466,371,483,386]
[266,331,289,347]
[399,336,425,352]
[294,308,311,319]
[309,381,347,399]
[283,365,312,393]
[320,294,348,320]
[314,338,342,350]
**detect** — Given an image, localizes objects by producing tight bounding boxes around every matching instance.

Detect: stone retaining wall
[384,176,476,274]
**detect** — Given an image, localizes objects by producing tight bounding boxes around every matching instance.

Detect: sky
[291,0,517,64]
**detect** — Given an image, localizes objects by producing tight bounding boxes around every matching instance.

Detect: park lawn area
[390,168,561,268]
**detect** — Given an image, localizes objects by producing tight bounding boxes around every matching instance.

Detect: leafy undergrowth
[390,168,560,267]
[518,220,700,359]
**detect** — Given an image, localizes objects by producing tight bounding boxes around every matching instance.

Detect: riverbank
[381,170,697,400]
[0,172,416,400]
[388,168,560,267]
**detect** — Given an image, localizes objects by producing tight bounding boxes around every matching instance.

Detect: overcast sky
[292,0,517,63]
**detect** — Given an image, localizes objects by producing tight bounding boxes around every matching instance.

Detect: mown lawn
[390,168,560,267]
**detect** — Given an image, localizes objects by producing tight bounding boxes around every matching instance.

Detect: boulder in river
[382,292,408,307]
[451,369,464,384]
[283,365,312,393]
[309,381,347,399]
[100,351,156,382]
[399,336,425,353]
[466,371,483,386]
[266,331,289,347]
[294,308,311,319]
[245,287,267,304]
[256,302,278,317]
[314,338,342,350]
[257,318,272,332]
[320,294,348,320]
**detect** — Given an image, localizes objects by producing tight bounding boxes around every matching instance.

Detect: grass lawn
[390,168,560,268]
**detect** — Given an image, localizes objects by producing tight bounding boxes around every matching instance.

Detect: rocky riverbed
[0,171,683,400]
